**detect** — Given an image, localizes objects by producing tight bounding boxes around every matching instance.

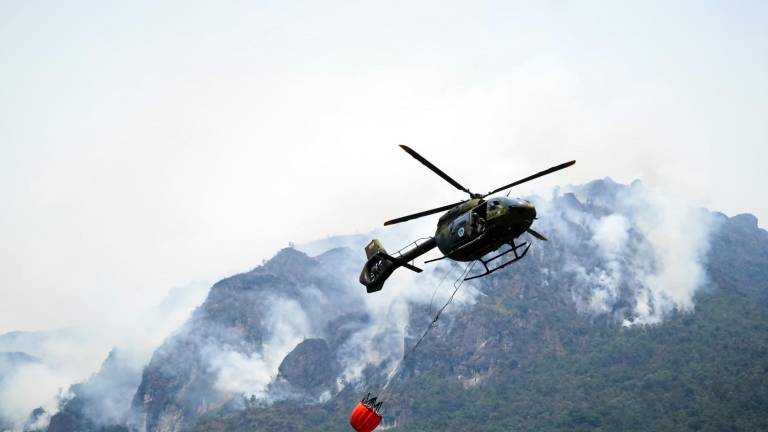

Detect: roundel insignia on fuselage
[458,226,465,237]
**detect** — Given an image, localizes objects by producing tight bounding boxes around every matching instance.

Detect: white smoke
[0,359,72,429]
[620,189,716,325]
[3,178,719,429]
[205,225,482,405]
[336,260,480,386]
[208,175,716,404]
[208,297,312,399]
[0,329,110,429]
[588,213,631,313]
[0,281,208,431]
[536,179,717,326]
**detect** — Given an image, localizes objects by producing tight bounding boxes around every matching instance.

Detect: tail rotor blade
[380,253,423,273]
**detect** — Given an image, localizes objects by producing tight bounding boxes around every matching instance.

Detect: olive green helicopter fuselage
[359,145,573,293]
[434,196,536,261]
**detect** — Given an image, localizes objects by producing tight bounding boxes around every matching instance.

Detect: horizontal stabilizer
[424,255,447,264]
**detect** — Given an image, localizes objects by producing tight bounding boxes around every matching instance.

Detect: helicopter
[359,145,575,293]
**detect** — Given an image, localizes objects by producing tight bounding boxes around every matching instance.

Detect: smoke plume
[0,282,208,431]
[534,178,717,325]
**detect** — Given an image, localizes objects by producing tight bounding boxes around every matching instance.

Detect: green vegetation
[191,208,768,432]
[191,284,768,432]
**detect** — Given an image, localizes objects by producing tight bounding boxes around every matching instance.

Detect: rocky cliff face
[277,338,340,392]
[42,179,768,432]
[130,247,368,432]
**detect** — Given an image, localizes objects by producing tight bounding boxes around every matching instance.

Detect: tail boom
[359,238,437,293]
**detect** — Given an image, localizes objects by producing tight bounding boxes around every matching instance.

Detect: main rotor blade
[484,160,576,197]
[399,145,473,195]
[384,200,466,226]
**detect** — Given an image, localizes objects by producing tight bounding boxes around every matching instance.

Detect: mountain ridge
[32,179,768,432]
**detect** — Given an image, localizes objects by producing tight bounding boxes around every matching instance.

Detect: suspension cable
[377,261,476,401]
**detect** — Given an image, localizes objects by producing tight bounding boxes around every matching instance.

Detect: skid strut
[465,239,531,281]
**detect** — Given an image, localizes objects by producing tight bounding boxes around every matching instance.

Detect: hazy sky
[1,0,766,333]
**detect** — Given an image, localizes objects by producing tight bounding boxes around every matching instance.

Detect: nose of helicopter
[507,198,536,226]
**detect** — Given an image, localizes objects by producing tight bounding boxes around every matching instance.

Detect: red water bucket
[349,401,382,432]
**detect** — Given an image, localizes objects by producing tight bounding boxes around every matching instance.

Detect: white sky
[1,0,766,333]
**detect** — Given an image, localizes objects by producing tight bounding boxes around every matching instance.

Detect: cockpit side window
[452,214,470,239]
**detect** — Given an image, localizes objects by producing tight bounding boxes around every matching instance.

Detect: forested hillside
[43,180,768,432]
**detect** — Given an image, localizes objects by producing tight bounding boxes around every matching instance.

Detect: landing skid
[465,239,530,281]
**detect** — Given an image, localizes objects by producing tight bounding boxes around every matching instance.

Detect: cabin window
[453,217,468,239]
